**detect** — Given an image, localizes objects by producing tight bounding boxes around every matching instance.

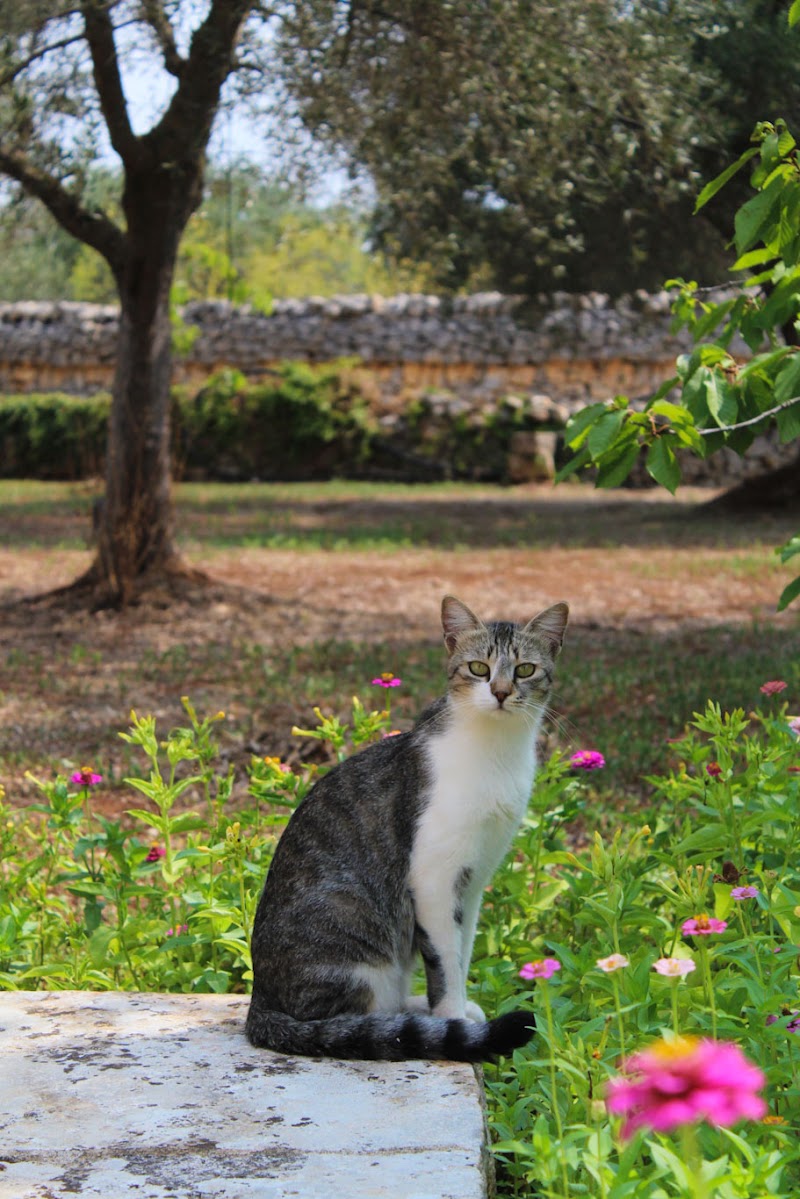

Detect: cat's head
[441,595,568,720]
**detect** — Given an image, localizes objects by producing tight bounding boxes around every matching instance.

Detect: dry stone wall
[0,293,794,486]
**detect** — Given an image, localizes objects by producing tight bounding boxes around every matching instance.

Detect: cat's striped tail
[245,996,535,1061]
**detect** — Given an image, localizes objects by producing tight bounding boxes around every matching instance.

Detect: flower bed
[1,685,799,1197]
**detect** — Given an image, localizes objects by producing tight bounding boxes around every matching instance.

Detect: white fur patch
[409,700,540,1016]
[352,960,412,1013]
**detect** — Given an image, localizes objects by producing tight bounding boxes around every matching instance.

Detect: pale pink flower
[606,1036,766,1138]
[788,717,800,737]
[570,750,606,771]
[730,886,759,900]
[760,680,787,696]
[653,957,696,978]
[596,954,630,973]
[70,767,103,786]
[372,673,402,688]
[682,915,727,936]
[519,958,561,981]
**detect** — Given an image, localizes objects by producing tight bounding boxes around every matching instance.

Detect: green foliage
[558,119,800,608]
[0,392,110,479]
[177,363,375,481]
[3,689,800,1196]
[278,0,800,296]
[0,374,564,484]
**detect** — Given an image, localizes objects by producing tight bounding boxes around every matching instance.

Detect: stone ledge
[0,991,491,1199]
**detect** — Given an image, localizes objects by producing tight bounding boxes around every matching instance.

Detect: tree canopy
[276,0,800,296]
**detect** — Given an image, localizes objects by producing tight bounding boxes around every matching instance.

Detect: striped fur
[246,595,568,1061]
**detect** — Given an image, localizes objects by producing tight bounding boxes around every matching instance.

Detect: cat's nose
[492,686,512,705]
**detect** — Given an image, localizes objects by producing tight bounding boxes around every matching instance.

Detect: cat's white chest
[411,716,536,889]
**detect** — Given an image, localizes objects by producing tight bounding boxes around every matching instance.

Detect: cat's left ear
[441,595,485,654]
[524,602,569,656]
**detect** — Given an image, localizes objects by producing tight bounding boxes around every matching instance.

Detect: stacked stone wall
[0,293,794,485]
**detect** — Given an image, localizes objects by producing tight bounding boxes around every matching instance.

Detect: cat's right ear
[441,595,484,654]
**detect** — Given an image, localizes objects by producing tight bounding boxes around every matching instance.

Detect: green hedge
[0,363,374,482]
[0,392,110,479]
[0,364,557,482]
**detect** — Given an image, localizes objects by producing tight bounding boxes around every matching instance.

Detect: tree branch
[697,394,800,436]
[0,30,87,90]
[149,0,255,161]
[80,0,139,163]
[140,0,186,79]
[0,145,126,273]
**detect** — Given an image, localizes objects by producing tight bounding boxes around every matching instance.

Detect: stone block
[0,990,491,1199]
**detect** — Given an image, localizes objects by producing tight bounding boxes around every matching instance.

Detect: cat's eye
[515,663,536,679]
[468,661,490,678]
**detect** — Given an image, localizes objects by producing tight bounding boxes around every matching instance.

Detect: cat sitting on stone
[246,594,569,1061]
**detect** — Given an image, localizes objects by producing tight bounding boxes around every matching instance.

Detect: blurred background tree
[275,0,800,295]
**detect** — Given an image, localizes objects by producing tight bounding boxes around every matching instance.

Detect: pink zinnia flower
[653,957,696,978]
[606,1036,766,1138]
[519,958,561,981]
[682,914,727,936]
[145,845,166,862]
[70,766,103,787]
[760,680,787,696]
[596,954,630,973]
[570,750,606,771]
[788,718,800,737]
[730,886,759,900]
[372,673,402,688]
[706,761,722,778]
[166,924,189,938]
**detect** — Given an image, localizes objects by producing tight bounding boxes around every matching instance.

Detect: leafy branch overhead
[558,119,800,611]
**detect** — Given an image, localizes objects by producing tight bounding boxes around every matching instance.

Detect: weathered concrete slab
[0,990,492,1199]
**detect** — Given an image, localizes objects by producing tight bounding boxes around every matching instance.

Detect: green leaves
[646,437,680,493]
[694,146,758,214]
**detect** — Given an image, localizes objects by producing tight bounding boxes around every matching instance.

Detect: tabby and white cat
[246,594,569,1062]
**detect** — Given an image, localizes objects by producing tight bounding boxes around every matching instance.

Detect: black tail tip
[485,1008,536,1057]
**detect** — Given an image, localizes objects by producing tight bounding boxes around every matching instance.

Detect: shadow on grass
[0,480,796,551]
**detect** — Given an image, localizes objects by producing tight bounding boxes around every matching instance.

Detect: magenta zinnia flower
[730,886,759,900]
[760,680,787,696]
[570,749,606,771]
[682,914,727,936]
[145,845,166,862]
[606,1036,766,1138]
[766,1010,800,1034]
[519,957,561,981]
[372,673,402,688]
[706,761,722,778]
[70,766,103,787]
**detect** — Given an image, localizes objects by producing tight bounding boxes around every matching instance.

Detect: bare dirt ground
[1,483,797,811]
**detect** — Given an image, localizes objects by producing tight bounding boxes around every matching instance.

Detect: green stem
[541,982,570,1199]
[611,974,627,1063]
[671,978,681,1036]
[697,939,717,1038]
[680,1123,711,1199]
[737,903,764,985]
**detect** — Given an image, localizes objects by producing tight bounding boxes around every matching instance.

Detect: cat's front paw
[464,1000,487,1023]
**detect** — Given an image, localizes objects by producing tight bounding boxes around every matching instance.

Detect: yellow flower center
[648,1035,699,1062]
